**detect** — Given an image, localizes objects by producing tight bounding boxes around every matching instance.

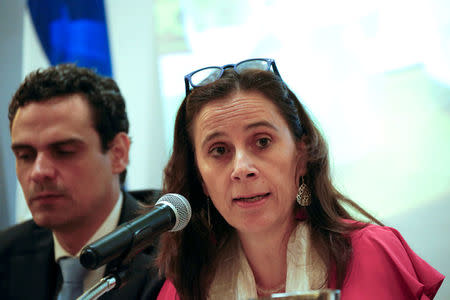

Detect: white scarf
[208,222,327,299]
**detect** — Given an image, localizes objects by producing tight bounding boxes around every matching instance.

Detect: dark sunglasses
[184,58,281,96]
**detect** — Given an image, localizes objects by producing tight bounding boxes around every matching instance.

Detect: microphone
[80,193,191,270]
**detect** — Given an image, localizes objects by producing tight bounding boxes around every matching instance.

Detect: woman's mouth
[233,192,271,203]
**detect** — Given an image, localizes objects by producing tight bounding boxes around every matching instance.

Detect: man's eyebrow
[11,138,84,151]
[49,138,84,147]
[11,143,33,152]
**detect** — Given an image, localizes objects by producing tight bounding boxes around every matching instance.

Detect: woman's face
[192,91,306,237]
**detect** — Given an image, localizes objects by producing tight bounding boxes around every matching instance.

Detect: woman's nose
[230,150,259,181]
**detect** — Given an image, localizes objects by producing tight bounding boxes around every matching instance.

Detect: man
[0,64,163,299]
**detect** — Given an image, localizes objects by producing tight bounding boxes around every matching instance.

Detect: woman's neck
[238,218,297,293]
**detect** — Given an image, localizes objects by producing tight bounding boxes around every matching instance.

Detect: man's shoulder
[120,190,153,223]
[0,219,52,254]
[0,219,38,244]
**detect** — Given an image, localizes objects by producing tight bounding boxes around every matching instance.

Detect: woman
[155,59,444,299]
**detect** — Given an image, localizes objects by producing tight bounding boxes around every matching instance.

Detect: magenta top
[328,224,444,299]
[157,223,445,299]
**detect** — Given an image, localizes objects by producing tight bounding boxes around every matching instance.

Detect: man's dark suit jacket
[0,191,164,300]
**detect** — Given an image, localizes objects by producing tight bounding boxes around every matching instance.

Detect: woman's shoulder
[347,221,405,245]
[340,221,445,299]
[342,219,424,251]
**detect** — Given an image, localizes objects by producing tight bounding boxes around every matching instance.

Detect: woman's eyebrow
[245,120,278,131]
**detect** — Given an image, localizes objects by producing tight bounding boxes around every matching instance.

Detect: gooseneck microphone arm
[80,193,191,270]
[80,204,174,269]
[77,194,192,300]
[76,273,119,300]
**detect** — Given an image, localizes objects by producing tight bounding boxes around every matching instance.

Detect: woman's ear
[109,132,131,174]
[295,137,308,182]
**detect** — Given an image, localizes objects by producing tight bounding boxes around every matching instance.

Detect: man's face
[10,94,124,231]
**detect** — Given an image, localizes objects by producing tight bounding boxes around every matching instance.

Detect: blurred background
[1,0,448,297]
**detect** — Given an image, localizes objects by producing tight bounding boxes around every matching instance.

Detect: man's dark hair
[8,64,130,184]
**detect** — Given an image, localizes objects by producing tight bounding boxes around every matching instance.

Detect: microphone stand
[76,267,131,300]
[78,235,156,300]
[76,275,116,300]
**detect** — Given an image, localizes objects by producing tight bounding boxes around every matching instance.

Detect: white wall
[0,0,25,229]
[105,0,167,191]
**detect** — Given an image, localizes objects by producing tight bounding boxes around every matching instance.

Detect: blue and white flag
[27,0,112,76]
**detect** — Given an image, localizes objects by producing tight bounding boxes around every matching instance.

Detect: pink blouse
[157,224,444,299]
[329,224,444,299]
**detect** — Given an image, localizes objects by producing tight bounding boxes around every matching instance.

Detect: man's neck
[53,190,122,257]
[54,229,93,256]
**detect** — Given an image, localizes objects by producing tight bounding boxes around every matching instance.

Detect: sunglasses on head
[184,58,281,96]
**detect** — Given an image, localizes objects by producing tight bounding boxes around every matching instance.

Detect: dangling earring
[206,196,217,245]
[206,196,211,228]
[296,176,311,206]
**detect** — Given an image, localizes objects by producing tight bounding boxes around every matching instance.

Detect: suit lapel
[100,192,148,300]
[9,224,60,300]
[104,191,141,276]
[119,191,142,224]
[100,191,164,300]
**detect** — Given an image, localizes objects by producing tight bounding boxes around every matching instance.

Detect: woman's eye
[256,137,271,148]
[209,146,227,157]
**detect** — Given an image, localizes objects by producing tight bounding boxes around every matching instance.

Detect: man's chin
[32,213,67,229]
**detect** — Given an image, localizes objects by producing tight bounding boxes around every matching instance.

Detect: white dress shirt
[53,192,123,292]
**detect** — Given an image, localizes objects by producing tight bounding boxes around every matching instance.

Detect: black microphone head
[156,193,191,232]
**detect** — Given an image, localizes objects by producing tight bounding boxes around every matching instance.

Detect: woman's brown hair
[157,68,382,300]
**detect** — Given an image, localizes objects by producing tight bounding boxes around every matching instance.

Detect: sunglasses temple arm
[271,62,282,80]
[184,77,191,96]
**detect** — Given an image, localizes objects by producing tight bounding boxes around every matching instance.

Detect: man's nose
[30,153,56,182]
